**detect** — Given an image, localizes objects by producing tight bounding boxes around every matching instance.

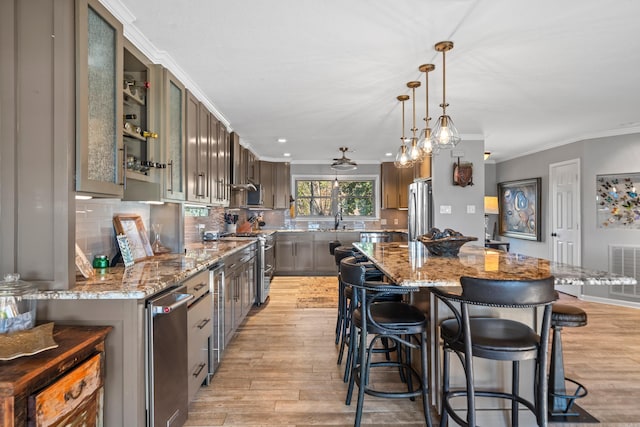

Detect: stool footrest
[549,377,588,416]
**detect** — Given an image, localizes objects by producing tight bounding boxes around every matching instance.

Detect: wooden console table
[0,325,111,427]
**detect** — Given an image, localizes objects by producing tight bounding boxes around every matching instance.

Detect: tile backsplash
[76,199,150,262]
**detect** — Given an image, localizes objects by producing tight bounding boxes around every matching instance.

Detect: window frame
[292,174,380,220]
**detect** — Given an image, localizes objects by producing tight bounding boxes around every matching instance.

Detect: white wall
[494,133,640,303]
[432,138,485,242]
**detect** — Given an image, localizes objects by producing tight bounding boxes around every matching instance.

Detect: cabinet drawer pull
[192,363,206,377]
[64,379,87,402]
[197,318,211,329]
[193,283,207,292]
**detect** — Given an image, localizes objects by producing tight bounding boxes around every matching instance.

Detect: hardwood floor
[186,276,640,426]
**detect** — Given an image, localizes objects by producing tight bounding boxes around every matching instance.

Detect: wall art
[596,172,640,228]
[498,177,541,241]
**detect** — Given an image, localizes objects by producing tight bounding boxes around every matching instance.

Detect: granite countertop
[36,240,255,300]
[353,241,638,287]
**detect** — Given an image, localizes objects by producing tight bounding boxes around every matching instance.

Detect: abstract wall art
[498,177,542,241]
[596,172,640,228]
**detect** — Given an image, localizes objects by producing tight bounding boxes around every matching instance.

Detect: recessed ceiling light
[385,152,393,157]
[277,138,287,143]
[283,153,291,157]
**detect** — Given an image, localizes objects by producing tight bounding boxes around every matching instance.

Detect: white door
[549,159,581,296]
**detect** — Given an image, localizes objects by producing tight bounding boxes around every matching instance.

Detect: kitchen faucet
[334,210,343,231]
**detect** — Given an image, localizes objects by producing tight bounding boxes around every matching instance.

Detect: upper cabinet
[258,161,290,209]
[381,162,414,209]
[162,69,186,201]
[75,0,124,197]
[211,121,230,205]
[121,40,163,201]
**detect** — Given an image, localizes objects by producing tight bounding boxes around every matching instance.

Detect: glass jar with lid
[0,273,37,334]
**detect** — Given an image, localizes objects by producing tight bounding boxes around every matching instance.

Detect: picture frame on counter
[113,214,154,260]
[497,177,542,241]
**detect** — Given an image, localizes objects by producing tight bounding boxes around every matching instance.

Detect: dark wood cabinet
[0,325,111,427]
[381,162,414,209]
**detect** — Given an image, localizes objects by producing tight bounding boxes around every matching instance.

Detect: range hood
[230,181,257,191]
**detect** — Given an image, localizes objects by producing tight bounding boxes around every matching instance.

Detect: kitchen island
[352,241,637,426]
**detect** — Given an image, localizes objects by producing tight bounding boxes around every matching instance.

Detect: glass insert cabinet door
[75,0,124,196]
[163,69,186,201]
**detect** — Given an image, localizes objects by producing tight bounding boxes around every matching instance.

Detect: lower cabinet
[275,232,313,274]
[184,270,212,403]
[276,232,361,275]
[0,325,111,427]
[223,244,256,346]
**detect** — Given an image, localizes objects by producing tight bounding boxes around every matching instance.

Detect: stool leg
[419,331,433,427]
[335,278,343,345]
[549,325,568,414]
[512,360,519,427]
[439,348,450,427]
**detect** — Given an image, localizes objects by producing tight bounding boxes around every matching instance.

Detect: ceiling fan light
[330,161,357,171]
[432,114,460,149]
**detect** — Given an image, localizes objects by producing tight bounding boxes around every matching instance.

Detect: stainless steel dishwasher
[146,286,193,427]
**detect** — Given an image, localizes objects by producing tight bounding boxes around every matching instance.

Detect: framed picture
[498,177,542,241]
[113,214,154,260]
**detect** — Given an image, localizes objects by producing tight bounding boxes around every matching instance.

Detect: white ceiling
[106,0,640,164]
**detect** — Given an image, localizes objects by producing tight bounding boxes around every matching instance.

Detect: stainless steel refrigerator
[408,178,433,241]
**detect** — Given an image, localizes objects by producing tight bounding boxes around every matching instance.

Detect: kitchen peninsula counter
[353,241,637,287]
[353,241,636,426]
[36,240,255,300]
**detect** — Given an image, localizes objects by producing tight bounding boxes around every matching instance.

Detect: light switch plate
[380,219,387,225]
[440,205,452,214]
[467,205,476,214]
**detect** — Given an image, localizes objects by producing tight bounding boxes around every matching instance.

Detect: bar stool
[431,276,557,427]
[334,246,383,346]
[340,256,433,427]
[548,303,589,417]
[329,240,342,257]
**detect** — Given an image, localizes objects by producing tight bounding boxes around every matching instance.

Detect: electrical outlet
[440,205,452,214]
[394,218,399,225]
[380,219,387,225]
[467,205,476,214]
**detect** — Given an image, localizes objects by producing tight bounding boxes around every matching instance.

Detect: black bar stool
[341,256,433,427]
[548,303,589,416]
[431,276,557,427]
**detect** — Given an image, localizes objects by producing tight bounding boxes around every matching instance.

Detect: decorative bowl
[418,228,478,257]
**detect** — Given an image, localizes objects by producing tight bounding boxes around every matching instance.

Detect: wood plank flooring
[185,276,640,426]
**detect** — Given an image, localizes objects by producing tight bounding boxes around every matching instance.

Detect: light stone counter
[353,241,637,287]
[36,240,255,300]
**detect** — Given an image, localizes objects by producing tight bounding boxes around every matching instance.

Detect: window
[295,178,376,218]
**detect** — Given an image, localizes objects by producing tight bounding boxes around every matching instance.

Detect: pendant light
[432,41,460,149]
[394,95,413,168]
[417,63,436,156]
[406,81,423,162]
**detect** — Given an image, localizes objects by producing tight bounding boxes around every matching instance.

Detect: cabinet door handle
[121,146,127,189]
[192,363,206,377]
[167,160,174,193]
[64,379,87,402]
[197,318,211,329]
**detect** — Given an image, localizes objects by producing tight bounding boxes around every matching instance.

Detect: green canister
[92,255,109,269]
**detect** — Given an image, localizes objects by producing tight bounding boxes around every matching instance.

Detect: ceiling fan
[331,147,358,171]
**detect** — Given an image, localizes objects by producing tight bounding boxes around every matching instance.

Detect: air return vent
[609,245,640,298]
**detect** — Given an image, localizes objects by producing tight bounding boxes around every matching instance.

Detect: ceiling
[107,0,640,165]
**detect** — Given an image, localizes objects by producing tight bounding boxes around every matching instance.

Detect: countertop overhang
[353,241,638,287]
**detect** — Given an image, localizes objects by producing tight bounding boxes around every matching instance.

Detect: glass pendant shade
[394,143,413,168]
[408,137,422,162]
[394,94,414,168]
[432,114,460,149]
[417,127,435,155]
